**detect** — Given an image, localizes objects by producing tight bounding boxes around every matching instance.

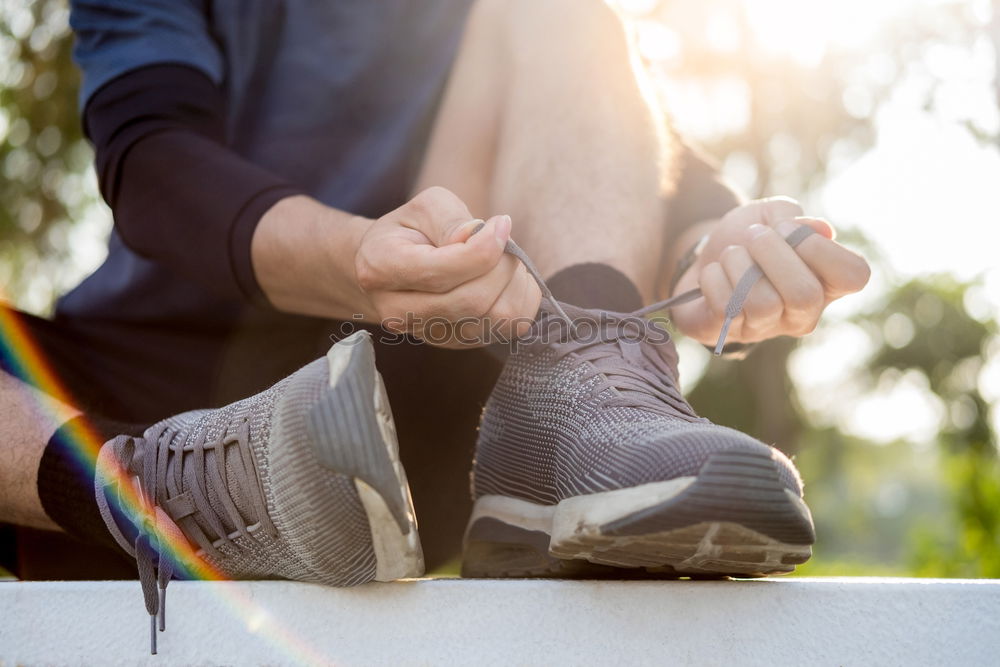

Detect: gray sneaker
[95,331,422,653]
[462,238,816,578]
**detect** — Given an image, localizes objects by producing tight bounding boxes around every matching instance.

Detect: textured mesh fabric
[153,357,376,584]
[216,358,370,581]
[97,355,377,596]
[472,301,804,505]
[264,358,377,585]
[95,350,382,652]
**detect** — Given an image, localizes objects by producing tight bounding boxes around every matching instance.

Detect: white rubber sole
[463,450,814,578]
[467,477,695,539]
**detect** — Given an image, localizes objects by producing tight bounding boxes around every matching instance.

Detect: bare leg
[416,0,677,301]
[0,370,78,530]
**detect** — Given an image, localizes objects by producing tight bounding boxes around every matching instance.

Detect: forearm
[251,196,375,320]
[88,64,455,322]
[87,65,305,302]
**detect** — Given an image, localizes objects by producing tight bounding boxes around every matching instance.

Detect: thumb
[443,214,512,247]
[443,218,487,245]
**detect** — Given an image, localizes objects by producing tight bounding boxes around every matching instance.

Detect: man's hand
[669,197,871,347]
[354,187,542,346]
[251,187,541,347]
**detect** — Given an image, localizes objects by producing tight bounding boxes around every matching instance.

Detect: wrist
[251,195,375,319]
[336,212,376,317]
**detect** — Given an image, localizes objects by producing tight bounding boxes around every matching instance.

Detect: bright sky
[20,0,999,446]
[615,0,1000,444]
[813,11,1000,443]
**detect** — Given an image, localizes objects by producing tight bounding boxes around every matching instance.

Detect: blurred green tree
[1,1,95,313]
[864,278,1000,576]
[0,0,997,576]
[634,0,1000,575]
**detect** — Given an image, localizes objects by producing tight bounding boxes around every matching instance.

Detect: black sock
[546,262,644,312]
[37,414,147,549]
[487,263,644,362]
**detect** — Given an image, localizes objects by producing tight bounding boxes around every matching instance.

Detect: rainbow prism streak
[0,301,338,664]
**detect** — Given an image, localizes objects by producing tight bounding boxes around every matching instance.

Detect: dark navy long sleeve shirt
[61,0,740,332]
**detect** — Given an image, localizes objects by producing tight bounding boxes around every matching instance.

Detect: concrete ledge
[2,578,998,665]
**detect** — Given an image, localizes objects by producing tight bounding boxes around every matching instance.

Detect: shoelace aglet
[710,226,816,356]
[714,317,734,356]
[158,586,166,632]
[149,613,157,655]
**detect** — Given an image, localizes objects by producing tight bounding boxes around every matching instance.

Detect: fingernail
[748,224,770,240]
[466,219,486,237]
[495,215,512,246]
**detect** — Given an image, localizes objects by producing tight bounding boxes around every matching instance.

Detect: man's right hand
[354,187,541,346]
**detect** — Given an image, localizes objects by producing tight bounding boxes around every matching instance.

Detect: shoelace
[497,226,812,414]
[108,224,812,654]
[503,223,816,355]
[108,417,277,654]
[568,333,699,415]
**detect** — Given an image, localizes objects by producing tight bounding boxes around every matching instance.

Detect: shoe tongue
[536,298,680,379]
[591,339,667,397]
[535,298,688,410]
[620,338,646,366]
[537,296,621,322]
[530,299,611,346]
[593,344,697,418]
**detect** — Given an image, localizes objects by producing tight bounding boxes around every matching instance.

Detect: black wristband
[668,233,709,296]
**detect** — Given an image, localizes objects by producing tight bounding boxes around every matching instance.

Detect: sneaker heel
[309,334,409,531]
[306,332,424,580]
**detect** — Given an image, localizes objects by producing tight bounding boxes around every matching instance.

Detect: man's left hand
[669,197,871,347]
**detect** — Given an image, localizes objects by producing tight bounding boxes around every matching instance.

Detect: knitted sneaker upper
[472,254,806,506]
[95,349,381,653]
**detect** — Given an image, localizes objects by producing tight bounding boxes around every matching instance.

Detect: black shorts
[0,306,501,578]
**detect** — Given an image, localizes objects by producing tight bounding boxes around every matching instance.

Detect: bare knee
[472,0,628,64]
[503,0,623,30]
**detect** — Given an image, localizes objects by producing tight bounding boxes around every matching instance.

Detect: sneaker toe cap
[595,421,804,496]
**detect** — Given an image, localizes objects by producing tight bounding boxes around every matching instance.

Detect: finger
[405,258,533,348]
[440,272,532,349]
[386,251,522,323]
[778,220,871,298]
[445,218,490,245]
[482,263,542,341]
[384,214,512,292]
[719,245,782,337]
[403,186,477,246]
[438,251,522,320]
[789,216,835,240]
[410,317,461,348]
[698,261,741,338]
[746,224,824,330]
[739,196,805,229]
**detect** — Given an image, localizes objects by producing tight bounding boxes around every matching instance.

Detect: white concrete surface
[1,577,998,666]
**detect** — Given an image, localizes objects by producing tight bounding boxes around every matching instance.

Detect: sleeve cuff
[228,185,306,307]
[670,142,744,230]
